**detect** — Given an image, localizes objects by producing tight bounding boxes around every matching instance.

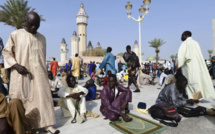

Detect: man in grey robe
[156,74,199,108]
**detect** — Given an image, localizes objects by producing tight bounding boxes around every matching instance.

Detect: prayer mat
[109,113,167,134]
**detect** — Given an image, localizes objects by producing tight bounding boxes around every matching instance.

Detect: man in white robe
[177,31,215,99]
[58,75,88,123]
[2,12,58,133]
[48,71,62,92]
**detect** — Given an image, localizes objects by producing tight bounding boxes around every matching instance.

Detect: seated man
[116,70,126,84]
[84,79,97,100]
[161,70,176,89]
[138,70,156,85]
[100,74,132,122]
[58,75,88,123]
[0,93,25,134]
[159,68,168,86]
[156,74,199,108]
[48,71,62,92]
[103,70,112,87]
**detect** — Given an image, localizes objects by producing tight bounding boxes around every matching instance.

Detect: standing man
[50,58,59,77]
[65,60,72,73]
[211,55,215,79]
[97,47,116,75]
[115,56,118,73]
[3,12,59,133]
[0,37,4,61]
[118,60,123,72]
[72,53,80,81]
[123,45,140,92]
[170,60,174,72]
[88,61,94,76]
[177,31,215,99]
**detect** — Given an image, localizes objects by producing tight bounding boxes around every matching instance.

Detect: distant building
[133,40,139,56]
[60,38,68,62]
[87,41,93,51]
[70,31,80,58]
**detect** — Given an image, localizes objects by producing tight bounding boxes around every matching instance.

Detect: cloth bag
[149,102,181,127]
[177,106,207,117]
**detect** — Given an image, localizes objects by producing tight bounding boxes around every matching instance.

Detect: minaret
[87,41,93,51]
[133,40,139,56]
[96,42,101,49]
[76,3,88,56]
[70,31,80,58]
[60,38,68,62]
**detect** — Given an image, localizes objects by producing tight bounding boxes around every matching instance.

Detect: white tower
[60,38,68,62]
[133,40,139,56]
[70,31,80,58]
[76,3,88,56]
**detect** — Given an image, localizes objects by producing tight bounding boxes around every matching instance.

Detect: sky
[0,0,215,61]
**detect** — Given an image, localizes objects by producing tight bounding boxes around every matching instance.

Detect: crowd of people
[0,12,215,134]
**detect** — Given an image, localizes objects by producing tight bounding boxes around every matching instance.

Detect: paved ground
[47,77,215,134]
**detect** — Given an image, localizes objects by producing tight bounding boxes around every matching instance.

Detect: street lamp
[125,0,151,65]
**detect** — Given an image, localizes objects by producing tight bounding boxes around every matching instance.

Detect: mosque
[58,3,139,66]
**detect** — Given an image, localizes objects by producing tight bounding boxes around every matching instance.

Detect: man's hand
[12,64,29,75]
[66,92,85,101]
[186,99,196,105]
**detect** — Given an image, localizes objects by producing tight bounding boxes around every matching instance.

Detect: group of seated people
[1,65,214,133]
[47,68,134,123]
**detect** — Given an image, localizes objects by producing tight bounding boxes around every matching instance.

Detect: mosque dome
[146,56,155,61]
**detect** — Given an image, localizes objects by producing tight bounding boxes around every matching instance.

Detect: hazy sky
[0,0,215,61]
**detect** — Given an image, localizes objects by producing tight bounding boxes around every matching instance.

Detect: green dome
[146,56,155,61]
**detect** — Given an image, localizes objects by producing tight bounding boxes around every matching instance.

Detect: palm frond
[170,55,175,60]
[208,49,213,55]
[0,0,45,29]
[148,38,166,49]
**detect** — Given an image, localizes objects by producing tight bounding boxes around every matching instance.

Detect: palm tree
[170,55,175,60]
[148,38,166,64]
[208,49,213,60]
[0,0,45,29]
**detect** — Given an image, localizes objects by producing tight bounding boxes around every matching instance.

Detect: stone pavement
[49,78,215,134]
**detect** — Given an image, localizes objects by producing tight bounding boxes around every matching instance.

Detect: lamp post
[125,0,151,65]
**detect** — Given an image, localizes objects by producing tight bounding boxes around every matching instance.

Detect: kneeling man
[58,75,88,123]
[100,74,132,122]
[156,74,199,108]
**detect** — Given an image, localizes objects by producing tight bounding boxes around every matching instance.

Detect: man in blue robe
[99,47,116,75]
[88,61,94,76]
[84,79,97,100]
[65,60,72,73]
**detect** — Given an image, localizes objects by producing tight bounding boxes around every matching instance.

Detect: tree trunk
[156,52,158,65]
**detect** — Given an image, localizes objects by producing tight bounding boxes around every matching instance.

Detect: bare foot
[121,114,132,122]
